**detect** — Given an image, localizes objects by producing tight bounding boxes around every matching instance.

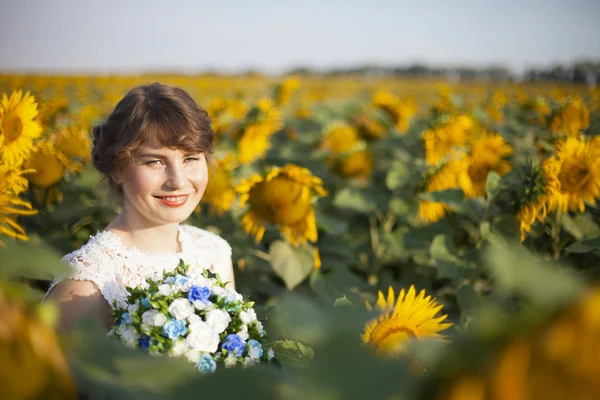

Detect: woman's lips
[154,194,189,207]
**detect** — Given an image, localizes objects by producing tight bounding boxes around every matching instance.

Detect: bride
[45,83,235,332]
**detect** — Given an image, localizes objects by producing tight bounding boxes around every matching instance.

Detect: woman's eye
[145,160,163,166]
[185,157,200,162]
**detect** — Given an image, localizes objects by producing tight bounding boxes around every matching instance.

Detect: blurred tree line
[285,59,600,85]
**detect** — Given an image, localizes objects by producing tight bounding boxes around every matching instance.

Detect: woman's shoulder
[62,230,121,267]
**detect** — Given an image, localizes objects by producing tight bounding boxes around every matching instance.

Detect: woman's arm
[45,280,114,332]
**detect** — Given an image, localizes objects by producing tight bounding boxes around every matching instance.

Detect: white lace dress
[46,224,233,309]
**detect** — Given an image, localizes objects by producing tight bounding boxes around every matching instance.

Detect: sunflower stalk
[551,211,562,260]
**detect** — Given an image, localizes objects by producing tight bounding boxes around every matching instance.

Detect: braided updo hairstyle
[91,82,214,194]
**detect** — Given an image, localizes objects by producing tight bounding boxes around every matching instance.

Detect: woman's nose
[165,164,186,189]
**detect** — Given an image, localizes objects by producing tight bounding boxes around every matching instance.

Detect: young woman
[46,83,235,332]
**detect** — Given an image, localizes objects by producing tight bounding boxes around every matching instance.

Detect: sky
[1,0,599,75]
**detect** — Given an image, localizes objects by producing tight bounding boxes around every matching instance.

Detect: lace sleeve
[46,243,128,309]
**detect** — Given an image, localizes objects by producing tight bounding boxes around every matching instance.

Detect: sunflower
[436,288,600,400]
[352,114,387,140]
[37,97,69,130]
[549,97,590,137]
[518,96,551,126]
[514,162,551,242]
[274,77,300,106]
[334,149,374,180]
[458,132,513,198]
[0,287,76,400]
[0,90,43,166]
[236,164,327,245]
[237,99,283,164]
[423,115,475,166]
[372,91,415,133]
[362,285,452,356]
[24,141,69,189]
[418,160,462,224]
[321,122,359,154]
[53,125,91,163]
[200,154,237,215]
[0,164,37,244]
[543,136,600,213]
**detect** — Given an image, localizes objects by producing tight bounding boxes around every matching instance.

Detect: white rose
[153,312,167,327]
[186,321,220,353]
[158,284,173,296]
[239,311,255,325]
[212,286,227,297]
[188,314,201,324]
[185,349,201,363]
[225,288,243,302]
[256,321,265,335]
[205,309,231,334]
[118,325,139,347]
[243,357,256,368]
[171,340,188,357]
[191,276,210,287]
[224,355,238,368]
[193,300,208,311]
[127,302,139,313]
[237,324,249,341]
[168,298,195,320]
[267,348,275,360]
[141,310,167,327]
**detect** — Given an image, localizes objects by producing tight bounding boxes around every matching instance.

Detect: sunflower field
[1,73,600,400]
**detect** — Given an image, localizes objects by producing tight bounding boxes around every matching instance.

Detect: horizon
[1,0,599,75]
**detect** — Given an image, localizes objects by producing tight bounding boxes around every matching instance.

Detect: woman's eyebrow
[134,152,167,159]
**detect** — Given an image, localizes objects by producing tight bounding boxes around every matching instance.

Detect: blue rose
[141,297,151,308]
[162,319,187,340]
[222,334,245,357]
[247,339,263,359]
[164,276,176,285]
[196,354,217,374]
[138,335,150,351]
[120,312,133,325]
[188,285,211,303]
[175,274,190,286]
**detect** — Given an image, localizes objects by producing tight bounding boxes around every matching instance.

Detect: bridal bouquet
[110,260,274,373]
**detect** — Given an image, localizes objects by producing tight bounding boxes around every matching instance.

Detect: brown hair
[92,82,214,194]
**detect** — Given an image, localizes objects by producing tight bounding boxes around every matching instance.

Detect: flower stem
[551,210,562,260]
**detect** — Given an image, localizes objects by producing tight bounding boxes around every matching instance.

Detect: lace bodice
[47,224,232,309]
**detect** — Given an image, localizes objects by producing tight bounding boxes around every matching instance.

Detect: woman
[46,83,235,332]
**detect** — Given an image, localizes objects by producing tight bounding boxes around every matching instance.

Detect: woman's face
[117,143,209,228]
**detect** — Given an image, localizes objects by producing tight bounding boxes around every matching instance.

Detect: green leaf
[254,304,276,321]
[333,187,377,213]
[485,171,502,199]
[561,214,600,240]
[333,295,353,307]
[385,160,410,190]
[484,239,587,307]
[315,209,348,234]
[565,237,600,254]
[269,240,314,290]
[418,188,464,206]
[0,237,70,280]
[430,234,478,279]
[271,339,315,369]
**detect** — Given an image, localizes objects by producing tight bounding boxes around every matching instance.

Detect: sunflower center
[468,163,490,184]
[251,178,311,225]
[558,160,590,193]
[4,116,23,143]
[370,322,418,354]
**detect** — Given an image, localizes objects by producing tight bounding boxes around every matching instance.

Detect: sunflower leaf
[271,339,315,369]
[430,234,479,279]
[269,240,314,290]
